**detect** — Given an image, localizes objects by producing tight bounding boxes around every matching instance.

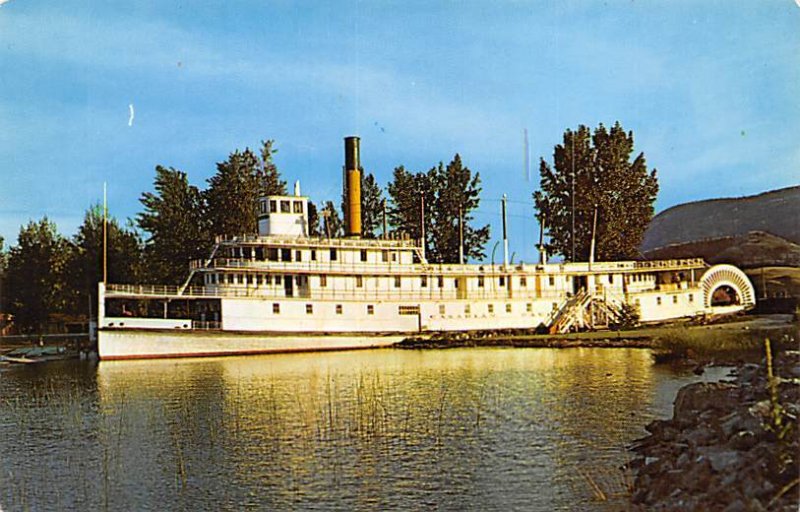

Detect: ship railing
[192,320,222,330]
[213,234,421,249]
[105,283,572,302]
[633,258,705,270]
[193,258,549,275]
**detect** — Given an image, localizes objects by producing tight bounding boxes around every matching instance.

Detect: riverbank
[629,348,800,511]
[396,314,795,355]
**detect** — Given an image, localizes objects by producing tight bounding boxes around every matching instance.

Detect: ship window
[320,275,327,287]
[226,274,233,284]
[609,275,614,284]
[256,275,263,286]
[296,275,303,286]
[421,276,428,287]
[465,304,471,315]
[270,200,277,213]
[439,304,446,315]
[280,200,290,213]
[437,276,444,288]
[478,276,484,288]
[247,274,253,285]
[499,276,505,287]
[454,279,459,288]
[281,248,291,261]
[293,201,303,213]
[526,303,532,313]
[506,304,512,313]
[330,248,337,261]
[260,201,267,214]
[488,304,494,314]
[689,294,694,303]
[306,304,313,314]
[237,274,244,284]
[336,304,343,315]
[394,276,402,288]
[311,249,317,261]
[673,295,678,304]
[382,251,388,262]
[548,276,555,286]
[392,253,397,262]
[268,248,279,261]
[367,304,374,315]
[255,247,264,260]
[399,305,420,315]
[273,303,280,314]
[360,249,368,262]
[275,275,282,286]
[520,276,527,287]
[657,297,662,306]
[265,275,272,285]
[295,250,302,262]
[356,276,363,288]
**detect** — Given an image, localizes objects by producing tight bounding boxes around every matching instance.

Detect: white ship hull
[98,328,406,360]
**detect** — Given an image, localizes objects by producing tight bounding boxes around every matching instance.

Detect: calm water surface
[0,348,729,511]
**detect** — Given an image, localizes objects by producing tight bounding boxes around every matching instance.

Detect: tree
[428,155,489,263]
[137,166,209,285]
[0,236,7,273]
[387,165,433,244]
[361,172,384,239]
[66,205,143,318]
[387,157,489,263]
[206,141,287,238]
[6,218,70,332]
[534,122,658,261]
[321,201,343,238]
[307,202,321,237]
[260,140,288,196]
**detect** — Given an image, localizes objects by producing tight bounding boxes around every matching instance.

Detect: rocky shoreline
[628,350,800,511]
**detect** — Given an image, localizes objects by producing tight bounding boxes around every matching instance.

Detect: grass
[652,323,797,363]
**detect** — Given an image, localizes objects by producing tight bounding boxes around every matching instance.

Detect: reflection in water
[0,348,729,510]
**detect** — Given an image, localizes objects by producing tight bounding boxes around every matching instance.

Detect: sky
[1,0,798,264]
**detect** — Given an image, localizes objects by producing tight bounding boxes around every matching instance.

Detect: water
[0,348,729,511]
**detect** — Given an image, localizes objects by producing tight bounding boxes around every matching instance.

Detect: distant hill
[643,231,800,269]
[642,186,800,252]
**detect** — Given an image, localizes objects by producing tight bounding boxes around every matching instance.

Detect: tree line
[1,122,658,333]
[0,140,492,332]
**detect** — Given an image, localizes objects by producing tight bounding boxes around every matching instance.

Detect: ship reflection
[94,347,670,510]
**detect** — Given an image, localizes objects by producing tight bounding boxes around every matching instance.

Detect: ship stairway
[177,241,222,296]
[548,289,592,334]
[589,299,623,330]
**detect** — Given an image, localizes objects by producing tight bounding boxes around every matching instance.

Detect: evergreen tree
[387,157,488,263]
[428,155,489,263]
[534,122,659,261]
[307,202,321,237]
[6,218,71,332]
[205,148,261,237]
[206,140,287,237]
[137,166,209,284]
[387,165,433,244]
[260,139,287,196]
[361,172,384,239]
[66,205,143,318]
[0,236,7,273]
[321,201,343,238]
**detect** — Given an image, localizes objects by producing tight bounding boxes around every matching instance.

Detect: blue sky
[1,0,798,263]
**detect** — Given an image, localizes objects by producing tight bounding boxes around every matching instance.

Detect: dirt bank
[629,350,799,511]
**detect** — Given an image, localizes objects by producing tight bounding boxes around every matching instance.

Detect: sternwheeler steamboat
[97,137,756,360]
